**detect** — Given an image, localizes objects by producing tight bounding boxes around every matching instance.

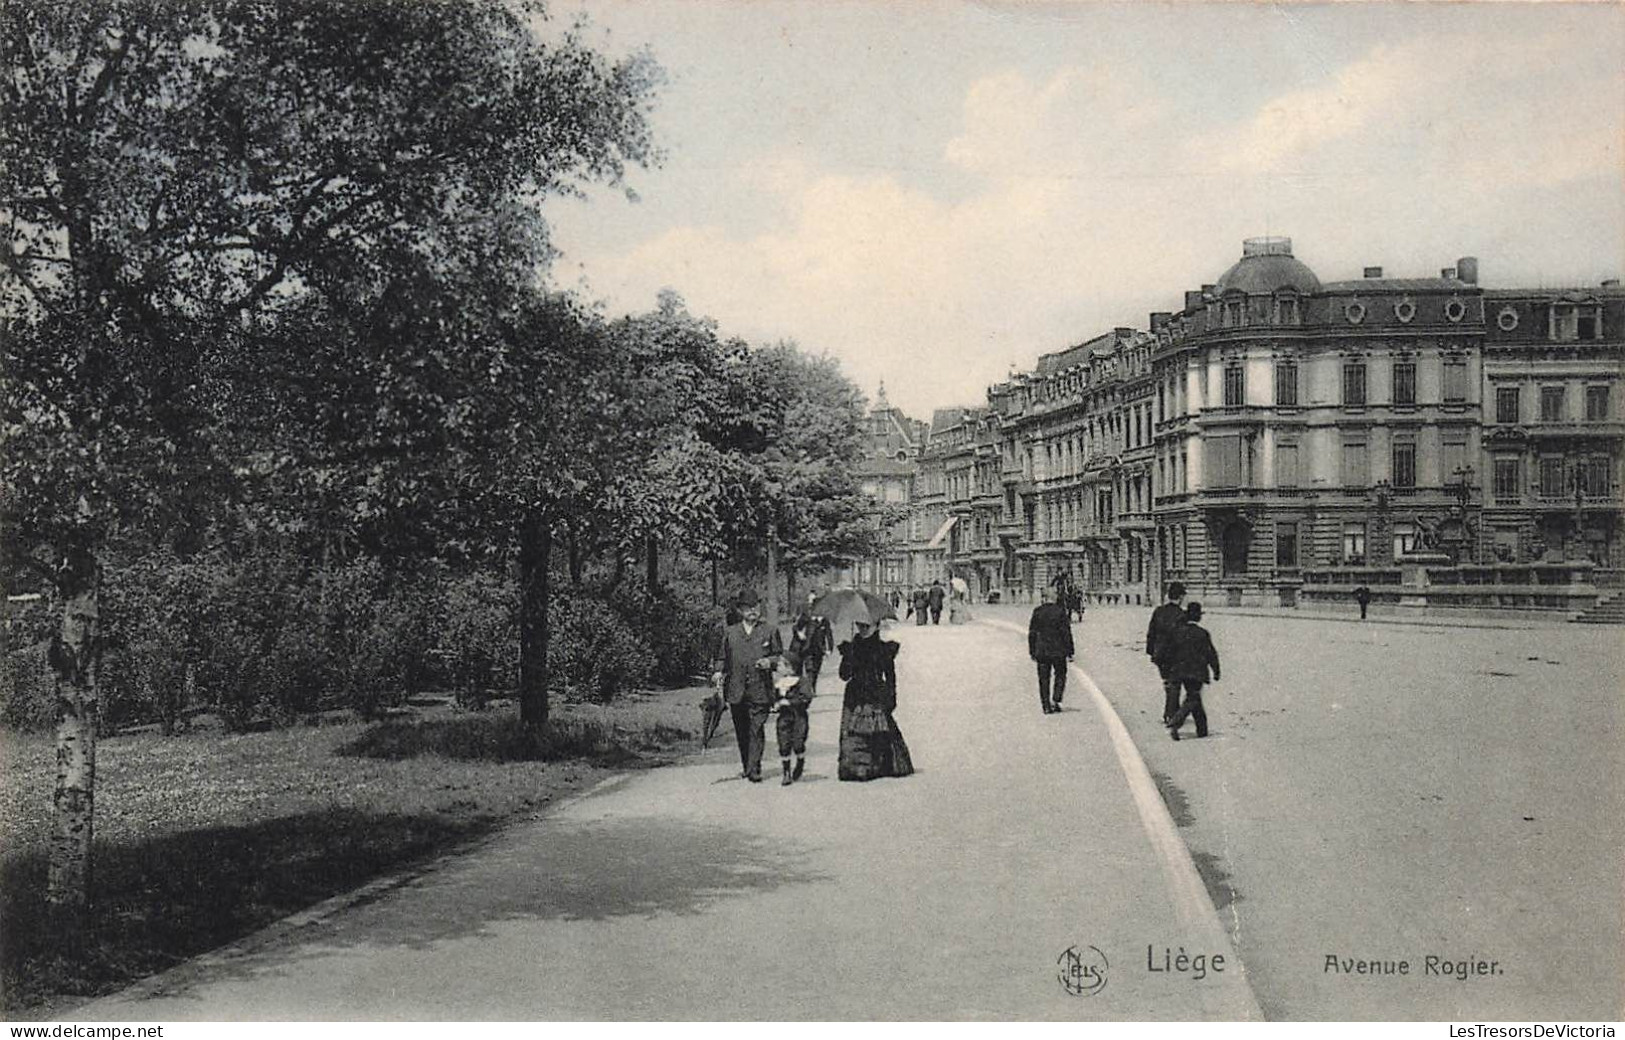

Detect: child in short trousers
[773,651,812,785]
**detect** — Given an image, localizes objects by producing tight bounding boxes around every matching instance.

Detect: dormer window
[1275,292,1301,326]
[1222,292,1247,328]
[1551,297,1603,341]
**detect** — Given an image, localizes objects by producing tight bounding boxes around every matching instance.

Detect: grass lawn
[0,689,705,1015]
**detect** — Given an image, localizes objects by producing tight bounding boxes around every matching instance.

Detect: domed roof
[1215,237,1321,295]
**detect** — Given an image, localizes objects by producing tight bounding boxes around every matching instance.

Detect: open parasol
[810,588,898,640]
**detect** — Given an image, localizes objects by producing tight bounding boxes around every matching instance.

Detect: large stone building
[847,237,1623,613]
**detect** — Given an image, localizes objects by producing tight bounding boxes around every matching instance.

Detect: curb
[979,616,1267,1021]
[69,772,637,1018]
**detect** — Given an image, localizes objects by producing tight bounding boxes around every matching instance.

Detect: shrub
[0,643,55,733]
[548,595,651,703]
[436,572,517,710]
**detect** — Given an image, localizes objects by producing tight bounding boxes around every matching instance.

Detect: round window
[1394,299,1416,324]
[1345,301,1366,325]
[1497,306,1520,332]
[1445,298,1467,323]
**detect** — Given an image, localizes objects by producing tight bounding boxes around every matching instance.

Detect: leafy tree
[0,0,656,910]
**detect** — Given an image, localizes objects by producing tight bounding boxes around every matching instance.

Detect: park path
[78,618,1259,1021]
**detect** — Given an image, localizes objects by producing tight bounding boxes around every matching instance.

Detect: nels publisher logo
[1057,944,1109,996]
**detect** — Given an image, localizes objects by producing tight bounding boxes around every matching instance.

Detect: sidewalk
[75,620,1261,1021]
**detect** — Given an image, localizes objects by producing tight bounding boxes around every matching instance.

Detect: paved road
[983,602,1625,1021]
[76,606,1621,1021]
[79,619,1258,1021]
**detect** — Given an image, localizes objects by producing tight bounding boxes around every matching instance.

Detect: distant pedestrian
[928,580,945,624]
[1354,585,1371,620]
[1027,587,1075,714]
[888,589,901,611]
[1166,603,1221,741]
[1146,581,1188,726]
[711,591,783,783]
[771,651,812,785]
[911,586,929,627]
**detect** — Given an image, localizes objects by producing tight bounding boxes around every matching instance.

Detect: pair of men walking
[1146,582,1221,740]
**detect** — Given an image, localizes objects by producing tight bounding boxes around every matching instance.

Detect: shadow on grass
[332,714,693,767]
[0,808,497,1012]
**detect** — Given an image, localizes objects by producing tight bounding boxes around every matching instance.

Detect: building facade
[861,238,1622,608]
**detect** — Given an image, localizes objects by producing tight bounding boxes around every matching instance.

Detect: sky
[539,0,1625,420]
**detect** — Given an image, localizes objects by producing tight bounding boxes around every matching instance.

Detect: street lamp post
[1570,456,1586,562]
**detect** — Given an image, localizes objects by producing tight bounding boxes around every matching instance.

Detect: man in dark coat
[927,580,946,624]
[789,591,834,692]
[911,586,929,626]
[710,592,783,782]
[1166,602,1221,740]
[1145,581,1187,725]
[1354,585,1372,620]
[1028,587,1075,714]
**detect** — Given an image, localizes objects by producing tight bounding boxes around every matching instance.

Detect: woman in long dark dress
[836,620,913,781]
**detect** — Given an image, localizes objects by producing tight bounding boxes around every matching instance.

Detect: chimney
[1456,256,1479,285]
[1184,290,1204,311]
[1114,327,1135,340]
[1150,311,1172,331]
[1441,267,1457,280]
[1201,283,1216,296]
[1364,266,1383,279]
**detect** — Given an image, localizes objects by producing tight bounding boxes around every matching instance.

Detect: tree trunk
[786,569,794,612]
[518,511,552,743]
[710,558,719,605]
[48,539,101,914]
[764,521,779,623]
[567,523,582,588]
[645,535,659,594]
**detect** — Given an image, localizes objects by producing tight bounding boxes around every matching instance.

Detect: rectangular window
[1343,363,1367,406]
[1541,386,1565,422]
[1443,360,1467,402]
[1276,522,1298,568]
[1275,443,1299,487]
[1392,362,1417,406]
[1443,437,1467,484]
[1586,385,1610,422]
[1275,361,1298,406]
[1582,456,1612,498]
[1206,434,1243,488]
[1496,386,1521,424]
[1342,522,1366,563]
[1223,366,1245,407]
[1342,440,1368,487]
[1392,443,1416,488]
[1392,522,1418,558]
[1577,307,1600,341]
[1493,458,1521,501]
[1540,456,1565,497]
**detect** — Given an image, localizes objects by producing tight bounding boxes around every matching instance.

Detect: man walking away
[1166,602,1221,741]
[912,586,929,626]
[1354,585,1371,620]
[1028,587,1075,715]
[1146,581,1187,726]
[711,591,783,782]
[928,580,945,625]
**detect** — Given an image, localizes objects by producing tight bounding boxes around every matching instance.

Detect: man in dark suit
[927,580,946,624]
[1145,581,1187,725]
[1166,602,1221,741]
[911,586,929,626]
[1028,587,1075,714]
[790,591,834,692]
[710,591,783,782]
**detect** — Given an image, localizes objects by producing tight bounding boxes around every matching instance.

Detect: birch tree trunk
[48,538,101,913]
